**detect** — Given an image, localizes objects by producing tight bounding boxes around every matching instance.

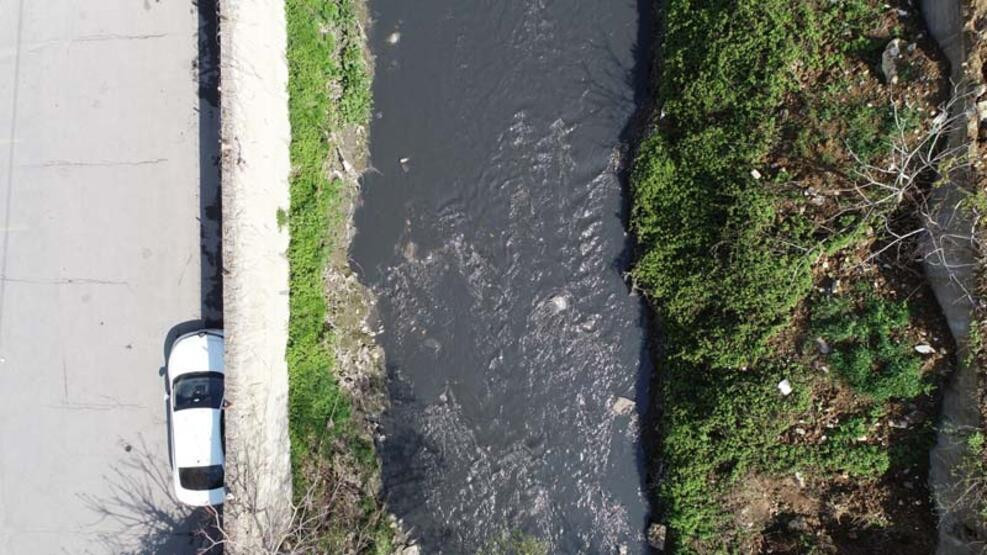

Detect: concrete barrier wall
[920,1,987,553]
[218,0,293,550]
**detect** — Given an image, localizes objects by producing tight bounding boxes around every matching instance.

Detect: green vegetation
[810,286,928,402]
[631,0,944,551]
[285,0,390,550]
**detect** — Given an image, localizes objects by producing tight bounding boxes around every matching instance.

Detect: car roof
[172,408,224,469]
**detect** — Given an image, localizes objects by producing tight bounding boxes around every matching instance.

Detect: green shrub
[810,286,929,402]
[631,1,815,370]
[629,0,911,550]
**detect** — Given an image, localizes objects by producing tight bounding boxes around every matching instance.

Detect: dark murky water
[351,1,654,552]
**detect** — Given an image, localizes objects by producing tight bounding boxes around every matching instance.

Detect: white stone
[612,396,635,416]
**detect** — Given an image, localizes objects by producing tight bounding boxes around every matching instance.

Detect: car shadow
[107,0,225,550]
[77,435,222,554]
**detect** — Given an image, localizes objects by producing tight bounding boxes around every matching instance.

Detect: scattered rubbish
[549,294,569,313]
[387,31,401,45]
[977,100,987,122]
[815,336,831,355]
[399,157,411,172]
[778,379,793,396]
[750,169,762,180]
[914,344,936,354]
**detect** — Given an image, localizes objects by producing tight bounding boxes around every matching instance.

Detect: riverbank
[283,0,395,551]
[632,1,969,551]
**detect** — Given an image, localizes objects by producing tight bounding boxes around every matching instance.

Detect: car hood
[168,331,224,381]
[172,408,223,469]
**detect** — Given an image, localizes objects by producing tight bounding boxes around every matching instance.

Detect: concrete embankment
[218,0,293,551]
[920,0,987,552]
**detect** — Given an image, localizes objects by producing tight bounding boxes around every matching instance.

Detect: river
[351,1,655,551]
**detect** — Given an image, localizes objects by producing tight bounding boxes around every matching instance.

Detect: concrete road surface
[0,0,221,552]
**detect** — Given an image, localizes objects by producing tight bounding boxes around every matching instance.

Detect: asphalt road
[0,1,220,552]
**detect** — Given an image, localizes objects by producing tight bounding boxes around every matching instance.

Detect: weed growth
[285,0,391,551]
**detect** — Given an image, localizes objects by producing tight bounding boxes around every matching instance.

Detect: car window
[173,372,224,411]
[179,464,224,491]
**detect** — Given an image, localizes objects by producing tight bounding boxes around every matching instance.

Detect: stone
[612,396,635,416]
[787,516,810,531]
[881,38,904,84]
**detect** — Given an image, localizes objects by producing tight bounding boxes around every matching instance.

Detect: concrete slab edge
[218,0,293,551]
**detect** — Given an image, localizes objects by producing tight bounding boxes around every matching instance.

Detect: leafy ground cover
[284,0,392,551]
[632,0,954,551]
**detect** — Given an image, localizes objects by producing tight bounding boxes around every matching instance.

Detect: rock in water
[612,396,635,416]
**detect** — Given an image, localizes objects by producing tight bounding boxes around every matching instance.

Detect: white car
[166,329,225,506]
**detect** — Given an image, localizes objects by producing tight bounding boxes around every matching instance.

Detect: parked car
[166,329,225,506]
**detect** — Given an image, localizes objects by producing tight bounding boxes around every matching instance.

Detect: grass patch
[632,0,947,551]
[285,0,390,551]
[810,285,929,402]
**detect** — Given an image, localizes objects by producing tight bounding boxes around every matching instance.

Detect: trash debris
[778,379,793,396]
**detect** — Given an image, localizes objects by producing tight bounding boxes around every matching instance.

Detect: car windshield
[173,372,223,411]
[179,465,224,491]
